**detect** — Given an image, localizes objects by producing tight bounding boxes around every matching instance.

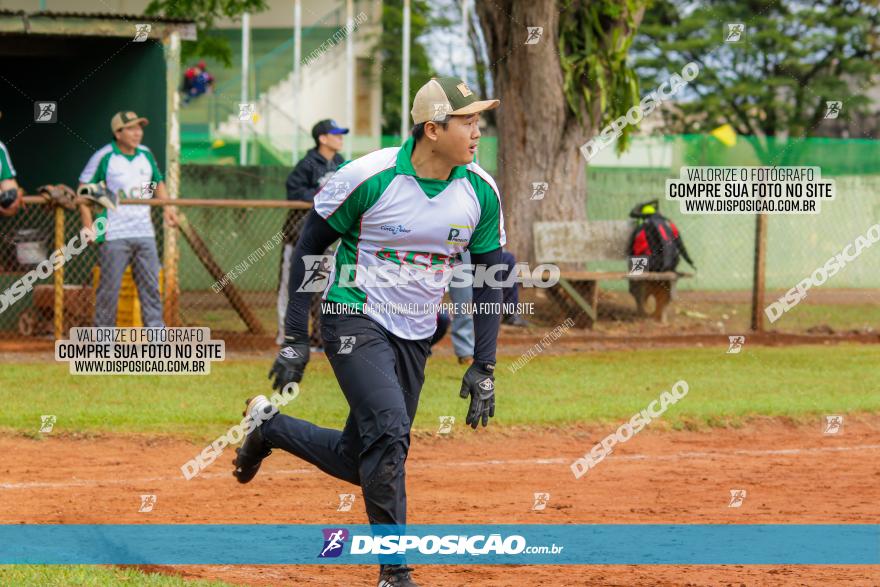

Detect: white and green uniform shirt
[314,137,506,340]
[0,141,16,180]
[79,142,163,242]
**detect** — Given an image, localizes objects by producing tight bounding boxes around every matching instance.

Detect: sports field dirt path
[2,419,879,586]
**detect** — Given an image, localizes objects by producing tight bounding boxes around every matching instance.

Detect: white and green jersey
[79,142,163,242]
[314,137,506,340]
[0,141,16,180]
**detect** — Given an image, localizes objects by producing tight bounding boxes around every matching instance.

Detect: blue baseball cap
[312,119,349,141]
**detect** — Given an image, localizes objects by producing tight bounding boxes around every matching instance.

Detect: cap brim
[119,117,149,130]
[450,99,500,117]
[328,128,349,135]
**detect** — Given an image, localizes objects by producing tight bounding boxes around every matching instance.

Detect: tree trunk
[475,0,643,264]
[475,0,585,263]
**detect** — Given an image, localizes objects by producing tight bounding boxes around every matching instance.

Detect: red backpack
[628,214,689,272]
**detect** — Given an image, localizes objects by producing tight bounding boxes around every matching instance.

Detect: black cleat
[377,565,419,587]
[232,395,274,484]
[502,314,530,327]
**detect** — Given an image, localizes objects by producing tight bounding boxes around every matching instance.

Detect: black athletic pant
[262,309,430,527]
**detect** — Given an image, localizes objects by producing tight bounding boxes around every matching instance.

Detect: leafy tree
[373,0,449,136]
[633,0,880,163]
[145,0,268,66]
[475,0,648,260]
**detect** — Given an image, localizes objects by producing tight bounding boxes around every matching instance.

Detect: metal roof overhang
[0,10,196,40]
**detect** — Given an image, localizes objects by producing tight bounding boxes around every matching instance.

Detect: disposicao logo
[318,528,349,558]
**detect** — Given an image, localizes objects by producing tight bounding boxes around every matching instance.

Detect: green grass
[0,565,236,587]
[1,345,877,440]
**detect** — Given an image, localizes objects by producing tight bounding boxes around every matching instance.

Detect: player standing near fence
[233,77,504,587]
[78,111,178,327]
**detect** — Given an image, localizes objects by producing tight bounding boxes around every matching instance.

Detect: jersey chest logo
[376,248,453,271]
[446,224,473,245]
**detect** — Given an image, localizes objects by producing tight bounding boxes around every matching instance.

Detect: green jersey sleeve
[314,161,395,235]
[0,141,15,180]
[466,169,506,254]
[79,145,113,184]
[140,148,164,182]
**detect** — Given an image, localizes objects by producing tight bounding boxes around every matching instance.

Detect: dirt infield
[3,418,879,585]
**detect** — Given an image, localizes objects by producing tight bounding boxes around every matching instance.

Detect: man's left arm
[154,181,178,228]
[143,150,177,228]
[669,221,695,269]
[459,173,506,428]
[458,247,502,428]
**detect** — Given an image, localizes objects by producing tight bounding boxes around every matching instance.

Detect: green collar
[112,141,140,161]
[396,137,468,181]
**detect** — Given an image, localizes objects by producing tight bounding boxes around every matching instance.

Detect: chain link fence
[2,134,878,347]
[583,135,880,337]
[0,198,317,350]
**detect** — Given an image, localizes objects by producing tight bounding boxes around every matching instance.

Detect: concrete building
[1,0,384,163]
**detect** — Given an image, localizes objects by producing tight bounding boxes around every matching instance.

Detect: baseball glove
[77,181,118,210]
[37,184,77,211]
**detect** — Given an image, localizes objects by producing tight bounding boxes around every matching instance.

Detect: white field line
[1,443,879,491]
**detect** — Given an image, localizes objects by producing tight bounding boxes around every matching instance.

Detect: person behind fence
[626,199,695,317]
[0,130,23,219]
[78,111,178,327]
[276,119,349,345]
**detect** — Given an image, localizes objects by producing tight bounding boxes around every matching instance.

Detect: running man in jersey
[78,111,178,327]
[233,77,504,587]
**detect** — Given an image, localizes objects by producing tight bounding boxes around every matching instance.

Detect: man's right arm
[284,211,343,339]
[77,149,106,232]
[269,151,385,391]
[268,210,342,390]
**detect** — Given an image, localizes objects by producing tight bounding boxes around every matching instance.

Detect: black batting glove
[269,336,310,391]
[459,362,496,429]
[0,188,17,209]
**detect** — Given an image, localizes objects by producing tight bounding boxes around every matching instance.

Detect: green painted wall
[0,34,167,189]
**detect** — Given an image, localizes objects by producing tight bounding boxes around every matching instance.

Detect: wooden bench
[533,221,690,328]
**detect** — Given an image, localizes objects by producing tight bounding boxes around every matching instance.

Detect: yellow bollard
[92,266,164,326]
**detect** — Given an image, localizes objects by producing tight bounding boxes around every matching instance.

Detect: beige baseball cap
[111,111,149,132]
[411,77,499,125]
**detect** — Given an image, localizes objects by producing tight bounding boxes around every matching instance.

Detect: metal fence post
[750,213,767,332]
[53,206,64,340]
[164,30,182,327]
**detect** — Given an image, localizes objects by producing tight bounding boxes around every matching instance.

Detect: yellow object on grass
[710,124,737,147]
[211,139,226,149]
